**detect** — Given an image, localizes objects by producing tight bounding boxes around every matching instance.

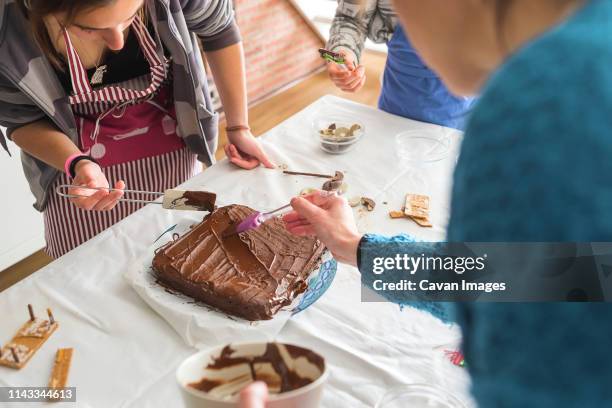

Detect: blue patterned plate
[292,258,337,315]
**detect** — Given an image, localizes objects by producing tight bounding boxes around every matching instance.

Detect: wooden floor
[217,51,386,159]
[0,51,387,292]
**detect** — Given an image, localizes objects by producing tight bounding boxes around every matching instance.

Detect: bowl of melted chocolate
[177,342,328,408]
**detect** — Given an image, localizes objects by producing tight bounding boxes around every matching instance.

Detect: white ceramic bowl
[312,116,364,154]
[177,342,328,408]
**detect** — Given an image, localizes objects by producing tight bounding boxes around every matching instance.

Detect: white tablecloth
[0,96,473,407]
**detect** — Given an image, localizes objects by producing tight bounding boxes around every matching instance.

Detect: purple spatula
[221,203,292,238]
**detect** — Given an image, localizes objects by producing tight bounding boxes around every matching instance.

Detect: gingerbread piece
[48,348,74,401]
[389,210,433,227]
[404,194,430,220]
[404,194,429,219]
[0,305,58,369]
[1,343,30,366]
[17,319,52,338]
[388,195,434,228]
[409,215,433,228]
[407,194,429,208]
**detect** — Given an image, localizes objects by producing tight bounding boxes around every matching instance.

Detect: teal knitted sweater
[359,0,612,406]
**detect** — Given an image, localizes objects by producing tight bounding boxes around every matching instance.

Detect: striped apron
[44,16,200,259]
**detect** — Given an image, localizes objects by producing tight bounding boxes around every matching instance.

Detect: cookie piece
[409,216,433,228]
[0,306,58,369]
[361,197,376,211]
[404,194,430,220]
[48,348,74,400]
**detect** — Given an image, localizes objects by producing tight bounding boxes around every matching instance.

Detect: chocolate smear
[171,191,217,212]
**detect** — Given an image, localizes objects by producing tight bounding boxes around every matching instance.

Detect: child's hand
[225,129,275,170]
[326,50,366,93]
[69,160,125,211]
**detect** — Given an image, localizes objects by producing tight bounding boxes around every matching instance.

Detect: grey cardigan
[0,0,240,211]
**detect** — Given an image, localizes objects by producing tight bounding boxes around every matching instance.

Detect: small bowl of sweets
[312,115,364,154]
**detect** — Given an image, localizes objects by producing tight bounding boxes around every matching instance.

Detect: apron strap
[63,14,166,105]
[62,29,94,98]
[131,15,165,73]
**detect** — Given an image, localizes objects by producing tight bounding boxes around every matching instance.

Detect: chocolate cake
[152,205,326,321]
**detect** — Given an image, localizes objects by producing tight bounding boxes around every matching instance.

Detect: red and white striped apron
[44,16,200,259]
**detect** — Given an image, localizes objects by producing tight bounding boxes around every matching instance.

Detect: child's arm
[328,0,379,65]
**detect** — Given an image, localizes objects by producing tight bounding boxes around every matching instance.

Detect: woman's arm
[284,191,452,321]
[11,120,81,170]
[205,43,248,131]
[181,0,274,169]
[11,120,124,211]
[205,42,274,169]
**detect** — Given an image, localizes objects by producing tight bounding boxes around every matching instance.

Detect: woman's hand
[238,382,268,408]
[326,50,366,93]
[225,129,275,170]
[69,160,125,211]
[283,191,362,266]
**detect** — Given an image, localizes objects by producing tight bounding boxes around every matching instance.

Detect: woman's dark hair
[18,0,145,69]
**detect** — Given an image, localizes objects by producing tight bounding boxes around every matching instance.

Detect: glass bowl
[312,116,365,154]
[395,129,451,165]
[376,384,466,408]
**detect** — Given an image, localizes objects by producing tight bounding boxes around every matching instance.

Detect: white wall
[0,128,45,270]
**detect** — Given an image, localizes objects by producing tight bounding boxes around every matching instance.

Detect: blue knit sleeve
[441,1,612,405]
[357,234,453,323]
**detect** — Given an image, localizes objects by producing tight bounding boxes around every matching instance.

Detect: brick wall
[235,0,326,105]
